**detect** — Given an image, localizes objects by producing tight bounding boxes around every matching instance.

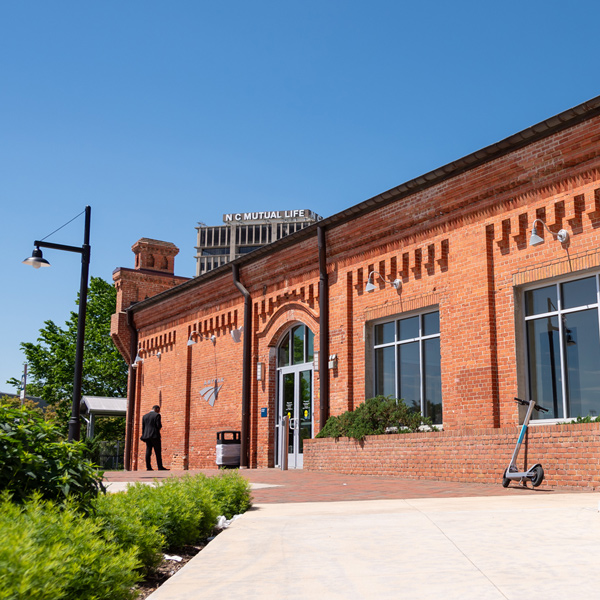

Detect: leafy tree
[0,403,105,508]
[7,277,127,439]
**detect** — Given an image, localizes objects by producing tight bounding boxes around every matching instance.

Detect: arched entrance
[276,324,314,468]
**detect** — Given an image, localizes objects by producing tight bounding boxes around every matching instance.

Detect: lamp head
[231,327,243,343]
[365,281,376,293]
[23,247,51,269]
[529,225,544,247]
[187,333,197,346]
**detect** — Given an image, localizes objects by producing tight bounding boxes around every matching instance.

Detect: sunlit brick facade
[112,97,600,488]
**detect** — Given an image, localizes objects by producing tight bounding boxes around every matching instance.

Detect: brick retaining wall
[304,423,600,490]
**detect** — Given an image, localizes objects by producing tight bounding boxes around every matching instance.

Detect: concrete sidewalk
[145,492,600,599]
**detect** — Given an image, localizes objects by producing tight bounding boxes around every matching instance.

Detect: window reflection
[525,285,558,316]
[374,310,442,424]
[564,309,600,417]
[278,325,315,368]
[527,317,563,419]
[525,275,600,419]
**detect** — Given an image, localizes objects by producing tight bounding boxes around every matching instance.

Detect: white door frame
[277,363,313,469]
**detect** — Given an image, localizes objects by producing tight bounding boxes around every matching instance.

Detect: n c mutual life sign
[223,209,322,223]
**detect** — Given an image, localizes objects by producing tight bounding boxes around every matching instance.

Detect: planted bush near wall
[92,471,253,573]
[0,493,140,600]
[1,431,254,598]
[0,404,104,508]
[206,469,253,518]
[316,395,434,441]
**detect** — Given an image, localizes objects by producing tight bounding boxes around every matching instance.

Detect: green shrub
[0,494,140,600]
[92,489,165,573]
[0,404,104,509]
[205,470,253,518]
[316,395,434,440]
[567,414,600,423]
[91,472,252,573]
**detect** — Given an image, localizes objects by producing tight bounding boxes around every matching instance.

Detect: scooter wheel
[531,464,544,487]
[502,469,511,488]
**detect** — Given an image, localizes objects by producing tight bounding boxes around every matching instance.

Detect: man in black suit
[141,405,168,471]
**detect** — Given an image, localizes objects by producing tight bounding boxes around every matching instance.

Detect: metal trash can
[216,431,241,467]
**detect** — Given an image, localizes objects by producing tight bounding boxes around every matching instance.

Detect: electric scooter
[502,397,548,488]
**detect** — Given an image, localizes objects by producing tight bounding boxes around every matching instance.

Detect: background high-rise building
[195,209,322,275]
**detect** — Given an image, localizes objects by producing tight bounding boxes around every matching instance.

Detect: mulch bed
[135,542,209,599]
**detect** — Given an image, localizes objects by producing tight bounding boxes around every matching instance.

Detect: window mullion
[394,343,399,401]
[419,335,425,416]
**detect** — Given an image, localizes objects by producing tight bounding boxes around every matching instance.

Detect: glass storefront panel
[423,312,440,336]
[525,285,558,316]
[398,316,419,341]
[278,332,290,367]
[375,322,395,345]
[292,326,305,365]
[424,337,442,424]
[375,346,396,397]
[306,328,314,362]
[398,341,420,413]
[562,277,597,309]
[564,309,600,418]
[527,316,563,418]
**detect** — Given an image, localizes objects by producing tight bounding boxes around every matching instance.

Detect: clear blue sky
[1,0,599,392]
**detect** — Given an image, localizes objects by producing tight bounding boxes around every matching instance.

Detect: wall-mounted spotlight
[187,332,217,346]
[131,350,144,368]
[231,326,244,343]
[529,219,569,247]
[365,271,402,293]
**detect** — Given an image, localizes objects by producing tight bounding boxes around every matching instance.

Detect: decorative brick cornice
[364,292,440,321]
[513,248,600,286]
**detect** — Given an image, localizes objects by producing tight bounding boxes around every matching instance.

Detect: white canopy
[80,395,126,438]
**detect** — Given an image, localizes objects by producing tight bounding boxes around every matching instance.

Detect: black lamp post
[22,206,91,442]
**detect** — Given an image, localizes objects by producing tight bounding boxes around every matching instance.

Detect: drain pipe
[232,263,252,468]
[124,309,138,471]
[318,225,330,430]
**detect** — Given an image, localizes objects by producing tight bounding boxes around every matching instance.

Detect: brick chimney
[111,238,189,362]
[132,238,179,274]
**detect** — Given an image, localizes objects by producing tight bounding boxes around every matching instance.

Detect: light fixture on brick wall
[529,219,569,247]
[131,349,144,368]
[365,270,402,293]
[230,326,243,343]
[187,332,217,346]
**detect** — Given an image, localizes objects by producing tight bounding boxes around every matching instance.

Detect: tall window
[373,310,442,424]
[525,275,600,420]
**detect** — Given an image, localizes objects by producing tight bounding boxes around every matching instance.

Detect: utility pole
[20,363,28,407]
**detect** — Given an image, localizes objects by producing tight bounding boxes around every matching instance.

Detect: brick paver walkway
[103,468,574,503]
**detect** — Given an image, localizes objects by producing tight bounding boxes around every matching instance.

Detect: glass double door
[279,365,313,469]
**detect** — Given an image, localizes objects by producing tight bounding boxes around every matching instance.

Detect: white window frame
[371,308,441,423]
[523,272,600,424]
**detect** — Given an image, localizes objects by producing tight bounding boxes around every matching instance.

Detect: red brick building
[112,97,600,486]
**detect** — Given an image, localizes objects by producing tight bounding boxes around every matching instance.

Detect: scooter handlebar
[514,397,549,412]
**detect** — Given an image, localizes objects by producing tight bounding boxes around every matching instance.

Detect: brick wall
[304,424,600,490]
[112,104,600,472]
